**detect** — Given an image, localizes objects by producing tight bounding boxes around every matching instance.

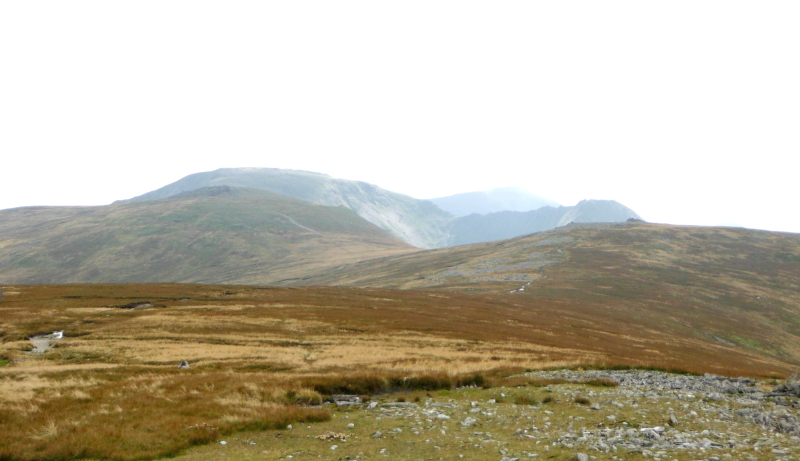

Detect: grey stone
[333,394,361,406]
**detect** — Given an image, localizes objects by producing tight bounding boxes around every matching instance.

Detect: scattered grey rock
[461,417,478,427]
[333,395,361,406]
[177,360,190,369]
[381,402,418,408]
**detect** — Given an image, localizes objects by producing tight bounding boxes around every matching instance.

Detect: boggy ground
[174,370,800,461]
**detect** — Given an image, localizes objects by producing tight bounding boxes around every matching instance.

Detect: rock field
[179,370,800,461]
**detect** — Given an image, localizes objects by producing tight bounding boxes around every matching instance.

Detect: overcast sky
[1,1,798,233]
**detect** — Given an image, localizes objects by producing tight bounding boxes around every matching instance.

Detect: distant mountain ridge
[430,187,559,216]
[121,168,452,249]
[446,199,642,246]
[120,168,643,249]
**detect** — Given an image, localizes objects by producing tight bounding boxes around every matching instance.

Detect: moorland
[1,221,799,460]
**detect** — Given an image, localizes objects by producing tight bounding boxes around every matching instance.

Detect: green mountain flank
[121,168,453,249]
[0,186,415,284]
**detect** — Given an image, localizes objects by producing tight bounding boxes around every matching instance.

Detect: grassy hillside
[121,168,454,249]
[291,222,800,368]
[0,187,415,284]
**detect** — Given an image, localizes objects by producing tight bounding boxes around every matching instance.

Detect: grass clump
[284,388,323,406]
[513,394,538,405]
[541,395,553,404]
[301,371,487,397]
[573,396,591,405]
[582,378,619,387]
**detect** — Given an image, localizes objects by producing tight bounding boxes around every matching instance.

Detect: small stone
[287,424,292,430]
[347,423,355,429]
[669,414,679,426]
[330,445,338,450]
[220,441,227,445]
[573,453,589,461]
[372,430,382,439]
[437,414,451,420]
[461,417,478,427]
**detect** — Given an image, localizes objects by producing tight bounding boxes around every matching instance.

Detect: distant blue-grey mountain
[430,187,560,216]
[446,199,643,246]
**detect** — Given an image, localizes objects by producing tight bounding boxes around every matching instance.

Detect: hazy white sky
[1,1,798,233]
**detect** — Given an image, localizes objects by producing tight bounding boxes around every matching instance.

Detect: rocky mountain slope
[430,187,560,216]
[121,168,453,249]
[0,186,415,284]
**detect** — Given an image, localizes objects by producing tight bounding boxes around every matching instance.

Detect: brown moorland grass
[0,281,796,459]
[293,223,800,365]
